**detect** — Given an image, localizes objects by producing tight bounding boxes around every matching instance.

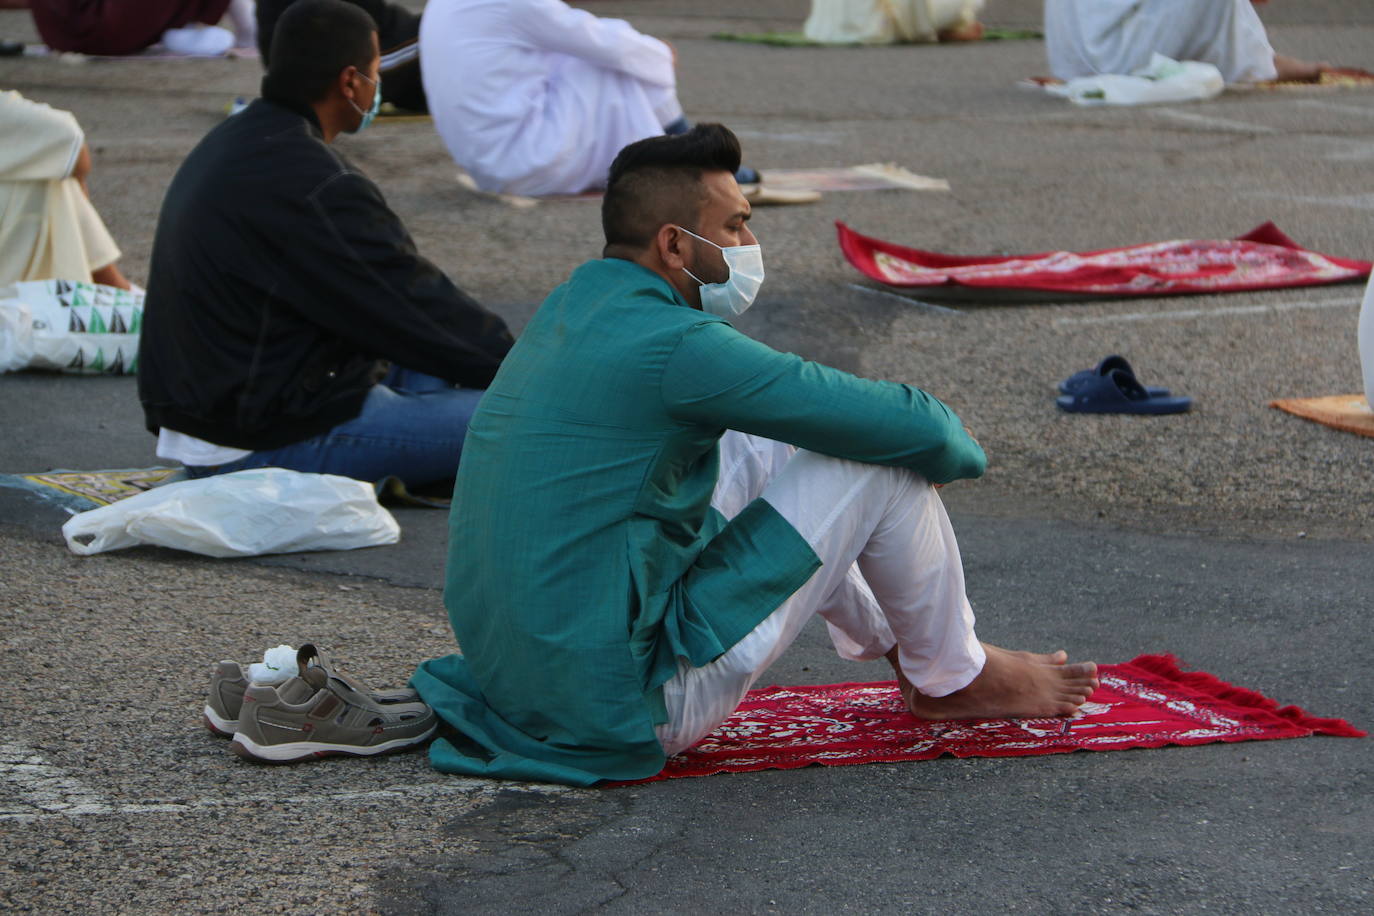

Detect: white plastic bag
[62,468,400,557]
[1050,54,1225,106]
[0,300,35,373]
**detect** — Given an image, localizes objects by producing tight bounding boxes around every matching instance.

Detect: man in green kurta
[412,125,1099,786]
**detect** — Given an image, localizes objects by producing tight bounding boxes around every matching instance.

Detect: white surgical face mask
[676,226,765,318]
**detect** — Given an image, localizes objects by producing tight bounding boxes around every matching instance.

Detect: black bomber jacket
[137,94,513,450]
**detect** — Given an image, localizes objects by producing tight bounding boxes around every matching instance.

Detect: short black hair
[261,0,377,106]
[602,124,742,250]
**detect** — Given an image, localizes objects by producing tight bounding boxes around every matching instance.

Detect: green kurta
[412,258,986,785]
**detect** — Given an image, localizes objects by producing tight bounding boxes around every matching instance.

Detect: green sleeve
[660,321,987,485]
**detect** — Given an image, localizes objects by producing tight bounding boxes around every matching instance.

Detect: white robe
[1044,0,1278,84]
[0,91,120,286]
[1359,272,1374,411]
[420,0,681,197]
[804,0,985,45]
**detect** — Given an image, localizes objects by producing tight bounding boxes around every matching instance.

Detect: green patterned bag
[0,279,142,374]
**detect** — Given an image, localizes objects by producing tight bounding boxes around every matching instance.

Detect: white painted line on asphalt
[846,283,961,315]
[732,128,843,145]
[0,741,563,823]
[1149,108,1279,134]
[1248,190,1374,211]
[1294,99,1374,119]
[1052,295,1362,327]
[1320,139,1374,163]
[0,743,108,816]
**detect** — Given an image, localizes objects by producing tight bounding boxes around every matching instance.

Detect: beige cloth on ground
[0,91,121,286]
[803,0,985,45]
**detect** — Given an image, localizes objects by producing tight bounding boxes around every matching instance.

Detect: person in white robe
[804,0,986,45]
[419,0,687,197]
[1359,271,1374,412]
[0,91,130,289]
[1044,0,1322,85]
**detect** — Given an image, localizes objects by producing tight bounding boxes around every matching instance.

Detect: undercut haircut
[261,0,377,107]
[602,124,743,250]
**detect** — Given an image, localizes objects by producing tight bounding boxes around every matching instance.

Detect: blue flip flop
[1059,355,1169,398]
[1056,368,1192,414]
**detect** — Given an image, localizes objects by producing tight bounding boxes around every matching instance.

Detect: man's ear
[337,65,359,103]
[657,224,689,271]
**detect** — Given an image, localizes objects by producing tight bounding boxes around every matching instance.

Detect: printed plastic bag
[1049,54,1224,107]
[62,468,401,557]
[0,279,142,374]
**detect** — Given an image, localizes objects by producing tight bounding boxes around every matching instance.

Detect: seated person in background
[1044,0,1323,84]
[411,124,1099,786]
[805,0,986,45]
[138,0,513,488]
[420,0,758,197]
[1360,271,1374,412]
[29,0,257,57]
[0,90,131,289]
[257,0,426,112]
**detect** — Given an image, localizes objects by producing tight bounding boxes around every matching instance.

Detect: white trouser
[656,432,986,755]
[1360,271,1374,411]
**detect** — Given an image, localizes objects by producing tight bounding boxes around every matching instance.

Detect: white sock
[227,0,257,49]
[161,24,234,57]
[248,645,298,685]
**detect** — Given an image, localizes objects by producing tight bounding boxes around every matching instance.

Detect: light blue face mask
[347,72,382,133]
[675,226,765,318]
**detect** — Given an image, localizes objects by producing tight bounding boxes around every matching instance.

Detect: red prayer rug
[837,221,1372,301]
[630,654,1363,782]
[1252,67,1374,92]
[1022,68,1374,93]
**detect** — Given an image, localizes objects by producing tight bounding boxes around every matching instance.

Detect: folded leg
[658,448,984,754]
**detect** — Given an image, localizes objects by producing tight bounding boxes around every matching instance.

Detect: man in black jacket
[256,0,426,112]
[138,0,512,488]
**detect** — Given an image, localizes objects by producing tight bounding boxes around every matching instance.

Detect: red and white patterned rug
[631,655,1363,782]
[837,221,1371,301]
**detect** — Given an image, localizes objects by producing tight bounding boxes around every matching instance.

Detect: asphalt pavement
[1,1,1371,913]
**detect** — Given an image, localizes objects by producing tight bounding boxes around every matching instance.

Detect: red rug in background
[633,654,1363,782]
[837,221,1371,300]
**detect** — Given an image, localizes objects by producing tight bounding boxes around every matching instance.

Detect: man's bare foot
[1273,53,1326,82]
[937,21,984,43]
[891,643,1098,720]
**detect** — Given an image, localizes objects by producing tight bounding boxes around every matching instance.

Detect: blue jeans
[185,368,484,488]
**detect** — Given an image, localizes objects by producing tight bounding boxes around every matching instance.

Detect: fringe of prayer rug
[837,220,1372,301]
[378,104,431,124]
[623,654,1363,783]
[1270,394,1374,439]
[456,164,947,207]
[712,28,1041,47]
[1249,67,1374,92]
[1022,68,1374,93]
[0,468,448,512]
[25,44,257,60]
